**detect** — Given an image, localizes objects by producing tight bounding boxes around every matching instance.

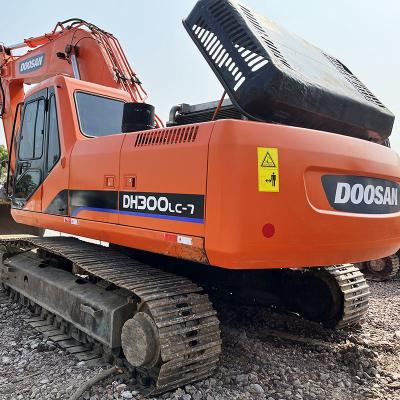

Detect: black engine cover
[184,0,394,142]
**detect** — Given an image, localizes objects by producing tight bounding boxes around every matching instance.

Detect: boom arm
[0,18,160,153]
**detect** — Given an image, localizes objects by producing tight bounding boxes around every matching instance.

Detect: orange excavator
[1,0,399,393]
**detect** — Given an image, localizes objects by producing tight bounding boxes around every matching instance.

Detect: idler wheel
[121,312,160,368]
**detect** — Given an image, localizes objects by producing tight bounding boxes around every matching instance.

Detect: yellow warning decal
[257,147,279,192]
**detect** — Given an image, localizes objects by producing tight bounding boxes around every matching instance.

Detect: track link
[0,290,106,365]
[0,236,222,394]
[281,264,370,328]
[325,264,370,328]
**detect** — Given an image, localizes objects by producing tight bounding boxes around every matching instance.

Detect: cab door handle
[19,161,31,174]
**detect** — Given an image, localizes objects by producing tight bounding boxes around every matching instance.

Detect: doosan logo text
[19,54,45,74]
[334,182,398,206]
[322,175,399,214]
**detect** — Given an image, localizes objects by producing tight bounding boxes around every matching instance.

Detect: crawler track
[0,236,222,394]
[363,254,400,281]
[280,264,370,328]
[0,237,370,394]
[326,264,370,328]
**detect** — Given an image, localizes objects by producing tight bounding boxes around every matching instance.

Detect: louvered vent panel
[238,3,292,69]
[191,1,273,93]
[323,53,385,108]
[134,126,199,147]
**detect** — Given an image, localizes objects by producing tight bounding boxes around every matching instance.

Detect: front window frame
[46,93,61,174]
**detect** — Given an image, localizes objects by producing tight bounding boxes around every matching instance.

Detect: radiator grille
[174,105,244,126]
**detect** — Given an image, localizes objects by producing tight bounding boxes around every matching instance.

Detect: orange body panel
[118,124,211,238]
[205,121,400,268]
[70,134,124,224]
[7,76,400,270]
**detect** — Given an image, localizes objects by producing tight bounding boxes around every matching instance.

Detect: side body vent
[134,126,199,147]
[184,0,394,142]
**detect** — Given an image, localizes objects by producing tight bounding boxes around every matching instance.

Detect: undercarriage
[0,236,370,393]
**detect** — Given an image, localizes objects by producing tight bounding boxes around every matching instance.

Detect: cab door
[13,89,47,211]
[41,87,64,216]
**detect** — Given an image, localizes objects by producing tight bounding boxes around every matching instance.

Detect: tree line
[0,145,7,182]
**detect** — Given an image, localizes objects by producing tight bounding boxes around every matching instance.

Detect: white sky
[1,0,399,151]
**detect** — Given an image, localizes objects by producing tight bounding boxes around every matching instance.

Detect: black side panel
[120,192,205,221]
[69,190,118,216]
[44,190,68,216]
[184,0,394,141]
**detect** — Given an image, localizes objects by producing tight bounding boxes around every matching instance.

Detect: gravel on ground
[1,275,399,400]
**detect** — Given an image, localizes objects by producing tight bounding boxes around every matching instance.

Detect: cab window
[75,92,125,137]
[47,95,61,172]
[14,170,41,199]
[19,98,45,160]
